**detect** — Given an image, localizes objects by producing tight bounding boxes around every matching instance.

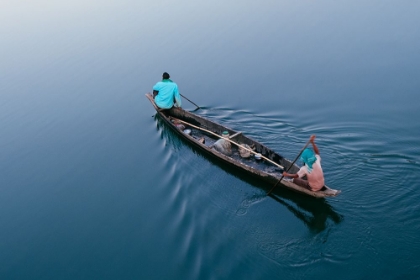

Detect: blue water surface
[1,1,420,279]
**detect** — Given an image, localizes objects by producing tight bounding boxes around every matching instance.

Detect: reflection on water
[234,176,343,233]
[270,192,342,233]
[154,113,185,151]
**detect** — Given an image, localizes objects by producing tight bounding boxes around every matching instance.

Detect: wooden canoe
[146,93,341,198]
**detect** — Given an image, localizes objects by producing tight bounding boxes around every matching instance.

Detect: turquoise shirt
[153,79,182,109]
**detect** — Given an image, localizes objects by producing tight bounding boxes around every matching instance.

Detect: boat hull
[146,93,340,198]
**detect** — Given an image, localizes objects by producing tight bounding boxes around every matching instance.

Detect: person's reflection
[270,191,342,233]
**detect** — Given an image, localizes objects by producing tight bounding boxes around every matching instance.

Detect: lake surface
[1,1,420,279]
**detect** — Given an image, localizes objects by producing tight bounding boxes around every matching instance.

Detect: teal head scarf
[301,148,317,173]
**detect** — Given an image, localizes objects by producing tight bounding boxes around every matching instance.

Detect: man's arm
[173,86,182,108]
[310,135,320,155]
[282,172,298,178]
[152,82,160,98]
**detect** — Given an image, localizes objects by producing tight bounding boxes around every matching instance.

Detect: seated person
[153,72,182,109]
[282,135,325,191]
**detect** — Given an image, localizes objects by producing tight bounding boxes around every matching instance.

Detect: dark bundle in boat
[146,93,340,198]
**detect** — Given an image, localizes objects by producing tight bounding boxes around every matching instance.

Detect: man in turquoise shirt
[153,72,182,109]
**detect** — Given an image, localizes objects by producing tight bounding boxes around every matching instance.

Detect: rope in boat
[172,118,284,170]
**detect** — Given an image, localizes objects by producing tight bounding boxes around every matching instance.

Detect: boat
[145,93,341,198]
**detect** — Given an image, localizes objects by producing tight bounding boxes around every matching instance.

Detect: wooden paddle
[173,118,285,170]
[180,94,200,110]
[266,137,312,195]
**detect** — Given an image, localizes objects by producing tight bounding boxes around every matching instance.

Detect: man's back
[153,76,181,109]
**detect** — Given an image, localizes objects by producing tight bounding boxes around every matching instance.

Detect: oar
[266,137,311,195]
[173,118,284,170]
[180,94,200,110]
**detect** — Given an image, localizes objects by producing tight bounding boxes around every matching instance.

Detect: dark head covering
[162,72,170,79]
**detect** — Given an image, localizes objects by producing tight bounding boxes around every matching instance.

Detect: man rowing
[153,72,182,109]
[282,135,325,191]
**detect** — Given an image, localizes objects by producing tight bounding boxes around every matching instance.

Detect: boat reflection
[269,191,342,233]
[234,172,342,233]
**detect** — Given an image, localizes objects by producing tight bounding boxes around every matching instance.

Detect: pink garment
[297,155,325,191]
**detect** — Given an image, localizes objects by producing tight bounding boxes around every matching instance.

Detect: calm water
[1,1,420,279]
